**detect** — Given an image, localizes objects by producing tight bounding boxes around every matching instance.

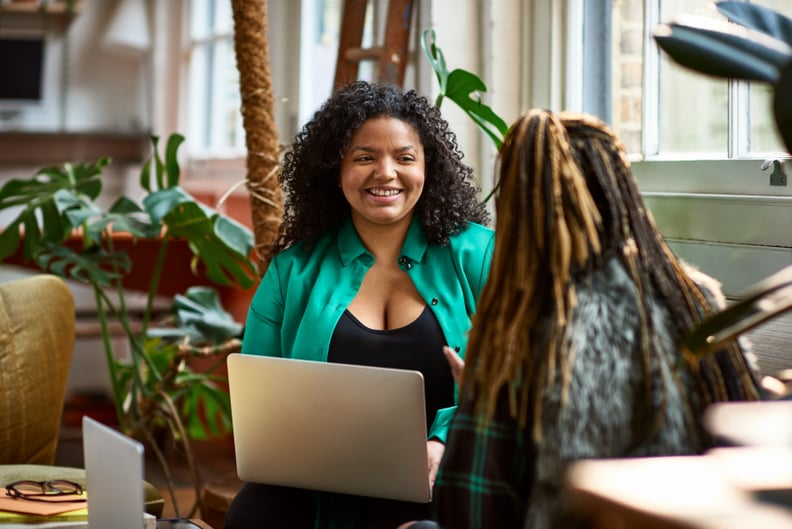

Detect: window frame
[552,0,792,299]
[577,1,791,190]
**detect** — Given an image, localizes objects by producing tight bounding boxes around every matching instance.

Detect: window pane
[214,0,233,35]
[188,0,243,156]
[311,0,341,112]
[747,0,791,154]
[750,81,785,153]
[659,0,727,155]
[611,0,643,154]
[659,63,728,154]
[190,0,212,40]
[210,38,243,152]
[187,45,210,150]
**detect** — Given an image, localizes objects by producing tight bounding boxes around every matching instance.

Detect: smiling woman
[223,80,494,529]
[340,117,425,235]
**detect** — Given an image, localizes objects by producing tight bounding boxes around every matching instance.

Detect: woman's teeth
[368,189,401,196]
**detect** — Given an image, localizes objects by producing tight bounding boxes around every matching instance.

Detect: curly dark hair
[273,80,489,254]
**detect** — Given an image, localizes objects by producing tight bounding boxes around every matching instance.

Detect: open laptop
[83,417,207,529]
[227,353,432,503]
[82,415,148,529]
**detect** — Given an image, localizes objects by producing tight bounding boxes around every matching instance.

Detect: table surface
[567,401,792,529]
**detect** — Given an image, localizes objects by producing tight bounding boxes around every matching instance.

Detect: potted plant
[0,133,258,517]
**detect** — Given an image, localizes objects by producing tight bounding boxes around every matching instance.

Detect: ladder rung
[333,0,415,89]
[344,46,383,62]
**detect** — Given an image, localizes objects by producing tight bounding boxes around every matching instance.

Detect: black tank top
[328,306,454,431]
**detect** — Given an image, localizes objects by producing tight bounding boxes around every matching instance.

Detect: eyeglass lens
[5,480,86,503]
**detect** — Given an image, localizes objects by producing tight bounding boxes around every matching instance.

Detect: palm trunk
[231,0,283,275]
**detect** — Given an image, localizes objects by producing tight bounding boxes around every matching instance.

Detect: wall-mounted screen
[0,37,45,102]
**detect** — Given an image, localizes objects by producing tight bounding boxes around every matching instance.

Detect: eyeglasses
[4,480,87,503]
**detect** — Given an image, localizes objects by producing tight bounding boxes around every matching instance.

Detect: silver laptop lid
[227,354,431,503]
[83,416,146,529]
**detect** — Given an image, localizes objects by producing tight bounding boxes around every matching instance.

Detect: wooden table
[567,401,792,529]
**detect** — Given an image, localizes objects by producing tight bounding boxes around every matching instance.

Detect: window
[571,0,792,298]
[184,0,384,159]
[603,0,789,160]
[186,0,244,158]
[297,0,345,127]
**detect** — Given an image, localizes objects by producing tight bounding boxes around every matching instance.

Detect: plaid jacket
[433,390,535,529]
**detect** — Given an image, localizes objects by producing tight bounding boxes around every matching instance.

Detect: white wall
[0,0,149,133]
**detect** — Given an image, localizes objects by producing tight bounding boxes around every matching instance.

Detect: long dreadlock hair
[463,109,760,440]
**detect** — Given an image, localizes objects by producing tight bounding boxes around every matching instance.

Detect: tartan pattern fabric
[432,390,535,529]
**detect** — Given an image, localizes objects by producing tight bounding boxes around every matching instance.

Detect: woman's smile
[367,187,402,197]
[340,117,425,231]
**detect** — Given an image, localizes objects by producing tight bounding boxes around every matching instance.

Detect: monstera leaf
[143,187,256,289]
[0,159,108,261]
[148,286,242,344]
[421,29,509,149]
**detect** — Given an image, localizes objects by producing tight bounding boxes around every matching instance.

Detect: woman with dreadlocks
[418,109,761,529]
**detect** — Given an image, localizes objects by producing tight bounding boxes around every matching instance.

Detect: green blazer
[242,216,495,442]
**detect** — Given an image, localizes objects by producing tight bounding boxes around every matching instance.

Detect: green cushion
[0,464,164,518]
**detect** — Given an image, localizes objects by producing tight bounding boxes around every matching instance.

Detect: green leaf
[143,337,177,377]
[22,213,41,261]
[82,196,159,244]
[140,155,152,193]
[419,29,507,149]
[172,289,229,325]
[57,189,102,228]
[214,215,256,258]
[420,29,449,98]
[148,285,242,343]
[35,243,131,288]
[0,159,109,264]
[153,138,165,190]
[40,200,68,241]
[108,195,144,215]
[0,219,21,261]
[67,158,108,199]
[164,133,185,188]
[180,380,232,439]
[196,382,232,437]
[144,188,257,288]
[143,187,193,224]
[445,69,509,148]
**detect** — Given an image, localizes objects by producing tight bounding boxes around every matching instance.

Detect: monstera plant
[421,29,509,202]
[654,2,792,358]
[0,133,257,516]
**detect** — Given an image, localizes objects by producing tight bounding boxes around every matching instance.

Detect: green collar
[336,217,429,266]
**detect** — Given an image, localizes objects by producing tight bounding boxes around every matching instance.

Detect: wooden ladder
[333,0,416,90]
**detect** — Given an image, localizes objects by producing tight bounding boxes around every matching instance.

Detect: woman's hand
[443,345,465,385]
[427,439,445,488]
